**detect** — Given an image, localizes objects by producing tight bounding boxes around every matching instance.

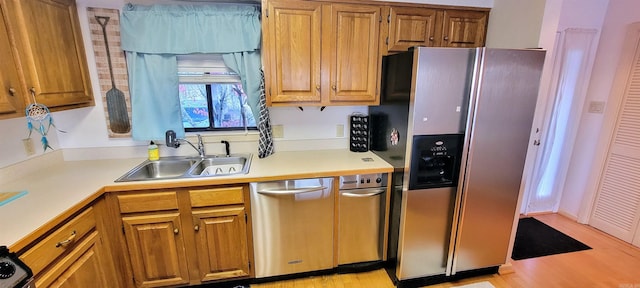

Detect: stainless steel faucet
[165,130,206,158]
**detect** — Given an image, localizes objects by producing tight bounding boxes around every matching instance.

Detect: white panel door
[590,23,640,244]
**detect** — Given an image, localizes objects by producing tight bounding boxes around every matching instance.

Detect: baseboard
[557,210,579,221]
[521,211,554,217]
[498,262,514,275]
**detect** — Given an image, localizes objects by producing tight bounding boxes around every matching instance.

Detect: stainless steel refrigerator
[369,47,545,285]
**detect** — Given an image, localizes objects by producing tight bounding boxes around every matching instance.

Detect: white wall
[561,0,640,221]
[0,0,370,168]
[485,0,546,49]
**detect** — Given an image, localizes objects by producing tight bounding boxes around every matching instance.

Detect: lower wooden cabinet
[122,212,190,287]
[193,206,250,282]
[18,197,118,288]
[40,231,111,288]
[115,186,252,288]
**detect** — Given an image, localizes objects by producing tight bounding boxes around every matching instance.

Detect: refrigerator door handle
[257,186,327,195]
[446,47,485,277]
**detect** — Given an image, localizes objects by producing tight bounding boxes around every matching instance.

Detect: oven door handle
[258,186,327,195]
[340,188,385,197]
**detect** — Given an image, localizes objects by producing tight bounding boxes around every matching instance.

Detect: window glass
[177,55,257,131]
[179,83,209,128]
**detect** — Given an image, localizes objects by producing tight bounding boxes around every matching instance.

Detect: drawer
[189,186,244,207]
[118,191,179,213]
[20,207,96,275]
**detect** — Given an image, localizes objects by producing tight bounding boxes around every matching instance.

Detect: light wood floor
[252,213,640,288]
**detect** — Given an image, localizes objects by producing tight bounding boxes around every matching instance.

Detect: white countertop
[0,149,392,248]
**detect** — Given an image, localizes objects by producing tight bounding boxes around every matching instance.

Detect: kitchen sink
[115,154,252,182]
[188,156,250,176]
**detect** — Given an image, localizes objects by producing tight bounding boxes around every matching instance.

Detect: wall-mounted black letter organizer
[350,114,369,152]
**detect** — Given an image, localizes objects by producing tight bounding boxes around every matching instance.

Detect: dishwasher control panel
[339,173,388,190]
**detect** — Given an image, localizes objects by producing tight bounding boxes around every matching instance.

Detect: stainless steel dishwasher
[250,177,334,278]
[338,173,387,266]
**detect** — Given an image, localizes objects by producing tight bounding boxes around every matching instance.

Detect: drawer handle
[55,230,77,248]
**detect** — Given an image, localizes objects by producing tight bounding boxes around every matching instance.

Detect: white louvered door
[590,23,640,245]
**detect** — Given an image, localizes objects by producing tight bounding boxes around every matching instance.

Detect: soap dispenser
[148,141,159,161]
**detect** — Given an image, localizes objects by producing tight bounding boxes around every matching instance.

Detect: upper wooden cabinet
[383,5,489,54]
[328,4,381,104]
[386,6,439,51]
[263,1,322,104]
[263,0,382,106]
[441,9,488,48]
[2,0,93,114]
[0,1,25,119]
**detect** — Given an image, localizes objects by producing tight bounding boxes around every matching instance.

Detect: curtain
[125,53,183,141]
[222,52,261,122]
[120,3,263,141]
[121,4,260,53]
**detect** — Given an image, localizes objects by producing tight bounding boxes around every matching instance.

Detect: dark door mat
[511,217,591,260]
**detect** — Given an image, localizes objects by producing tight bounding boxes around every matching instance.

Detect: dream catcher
[25,88,65,151]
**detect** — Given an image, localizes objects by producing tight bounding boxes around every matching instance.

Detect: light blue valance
[120,3,262,141]
[121,3,261,54]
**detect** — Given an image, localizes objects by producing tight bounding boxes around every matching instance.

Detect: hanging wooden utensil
[96,16,130,134]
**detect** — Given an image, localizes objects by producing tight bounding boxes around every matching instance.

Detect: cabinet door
[7,0,93,109]
[36,232,110,288]
[387,7,439,52]
[264,0,322,104]
[122,213,190,288]
[328,4,381,104]
[0,1,24,118]
[192,206,250,282]
[441,10,488,48]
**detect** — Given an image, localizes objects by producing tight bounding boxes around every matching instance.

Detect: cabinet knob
[194,225,199,231]
[429,36,434,41]
[8,88,16,96]
[315,85,320,91]
[444,36,449,41]
[331,84,336,91]
[173,228,179,235]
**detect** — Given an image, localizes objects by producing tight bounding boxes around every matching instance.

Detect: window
[177,54,257,132]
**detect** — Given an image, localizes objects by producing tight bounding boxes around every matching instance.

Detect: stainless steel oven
[337,173,387,266]
[0,246,34,288]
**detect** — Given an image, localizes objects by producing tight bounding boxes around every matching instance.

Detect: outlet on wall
[336,124,344,137]
[588,101,605,114]
[272,125,284,138]
[22,138,35,156]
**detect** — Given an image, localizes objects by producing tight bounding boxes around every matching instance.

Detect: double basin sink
[115,154,252,182]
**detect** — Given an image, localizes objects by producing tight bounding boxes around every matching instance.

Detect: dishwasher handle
[257,186,328,195]
[340,188,385,198]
